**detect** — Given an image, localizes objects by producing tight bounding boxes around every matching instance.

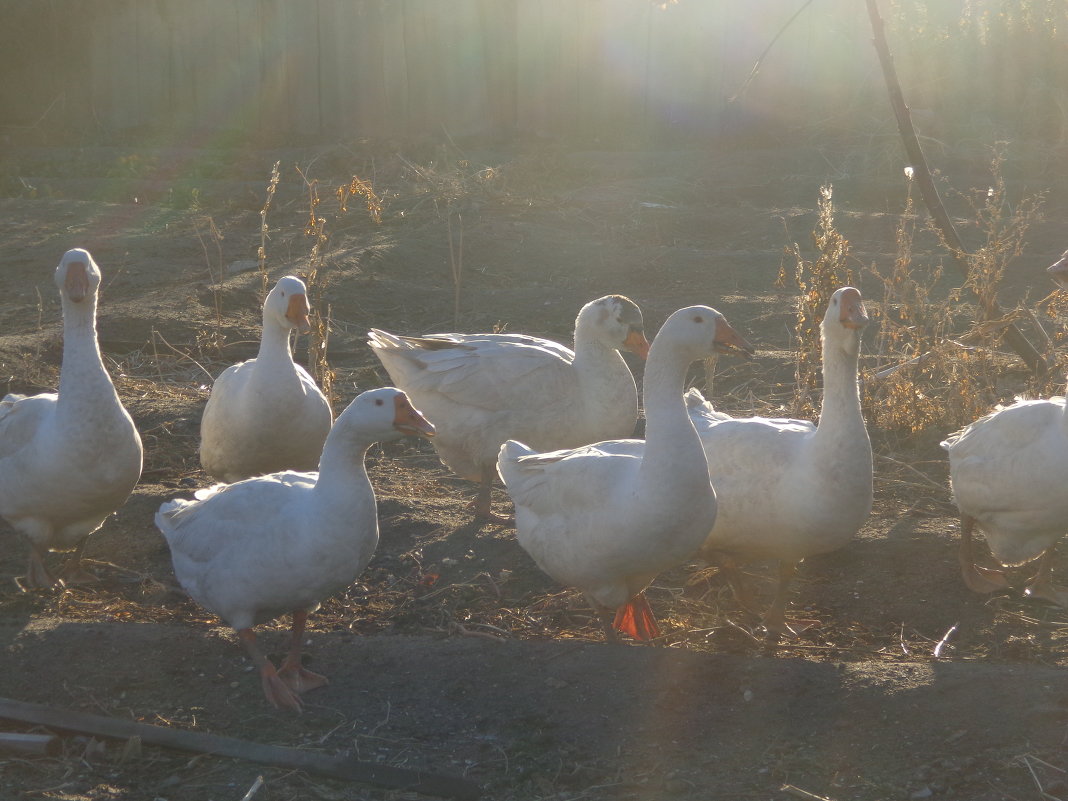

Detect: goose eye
[375,398,384,406]
[693,315,704,323]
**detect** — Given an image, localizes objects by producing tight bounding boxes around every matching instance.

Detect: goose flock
[369,294,650,524]
[3,245,1067,712]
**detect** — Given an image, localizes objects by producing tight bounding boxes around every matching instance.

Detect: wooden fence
[1,0,1065,144]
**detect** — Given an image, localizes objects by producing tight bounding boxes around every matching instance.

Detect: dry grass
[257,160,281,299]
[294,166,337,410]
[5,131,1068,801]
[777,183,858,419]
[775,146,1063,442]
[865,150,1063,439]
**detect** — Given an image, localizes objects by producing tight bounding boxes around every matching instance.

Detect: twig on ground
[444,622,507,641]
[1017,753,1064,800]
[1022,754,1067,774]
[875,454,946,492]
[0,697,481,799]
[933,622,959,658]
[151,329,215,383]
[781,784,836,801]
[239,775,266,801]
[899,623,910,656]
[722,617,764,645]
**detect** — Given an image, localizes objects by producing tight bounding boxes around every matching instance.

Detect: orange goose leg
[468,466,515,526]
[23,544,58,590]
[238,629,303,713]
[1024,547,1068,606]
[277,609,328,695]
[763,561,818,637]
[958,515,1009,594]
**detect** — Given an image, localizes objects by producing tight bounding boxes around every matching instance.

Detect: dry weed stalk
[336,174,383,224]
[953,147,1044,322]
[864,176,966,435]
[396,146,478,212]
[297,166,337,411]
[1036,287,1068,391]
[192,215,225,337]
[448,211,464,328]
[778,183,856,418]
[863,147,1055,439]
[257,160,281,300]
[393,148,493,328]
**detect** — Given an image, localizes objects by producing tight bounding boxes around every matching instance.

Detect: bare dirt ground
[1,134,1068,801]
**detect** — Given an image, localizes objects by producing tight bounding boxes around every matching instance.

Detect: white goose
[0,249,143,588]
[691,287,872,633]
[943,392,1068,605]
[200,275,333,483]
[157,387,434,712]
[368,295,650,524]
[939,250,1068,605]
[498,306,753,641]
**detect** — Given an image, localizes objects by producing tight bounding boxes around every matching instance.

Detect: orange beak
[713,320,755,358]
[623,329,651,361]
[286,293,312,334]
[393,394,435,438]
[838,287,869,330]
[64,261,90,303]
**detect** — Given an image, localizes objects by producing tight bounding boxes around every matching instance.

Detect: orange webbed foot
[612,594,661,642]
[466,498,515,527]
[961,562,1009,595]
[278,659,329,694]
[20,550,60,591]
[1024,574,1068,607]
[260,662,305,713]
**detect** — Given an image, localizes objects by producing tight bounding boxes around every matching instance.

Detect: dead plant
[336,174,383,224]
[447,210,464,329]
[257,160,281,300]
[192,215,225,343]
[297,166,337,411]
[778,183,857,418]
[862,146,1058,441]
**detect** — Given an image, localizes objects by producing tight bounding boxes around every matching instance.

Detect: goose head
[265,275,313,334]
[337,387,436,444]
[576,295,651,359]
[822,286,869,356]
[1048,250,1068,291]
[55,248,101,305]
[652,305,754,363]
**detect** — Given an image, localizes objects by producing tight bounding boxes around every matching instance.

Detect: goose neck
[58,295,112,397]
[816,336,864,433]
[313,436,374,498]
[640,345,696,457]
[572,335,627,376]
[258,318,296,363]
